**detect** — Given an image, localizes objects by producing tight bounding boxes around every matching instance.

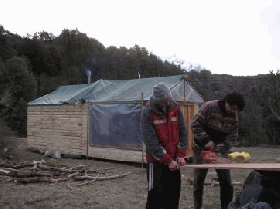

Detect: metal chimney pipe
[88,75,91,84]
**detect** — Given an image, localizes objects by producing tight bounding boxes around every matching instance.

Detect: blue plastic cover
[90,103,142,149]
[28,75,204,105]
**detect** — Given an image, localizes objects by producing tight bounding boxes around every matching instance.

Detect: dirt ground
[1,138,280,209]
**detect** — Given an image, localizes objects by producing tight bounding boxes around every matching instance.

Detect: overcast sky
[1,0,280,76]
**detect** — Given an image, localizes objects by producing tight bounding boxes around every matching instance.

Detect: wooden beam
[182,163,280,171]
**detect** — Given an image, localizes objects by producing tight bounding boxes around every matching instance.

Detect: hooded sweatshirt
[142,97,188,165]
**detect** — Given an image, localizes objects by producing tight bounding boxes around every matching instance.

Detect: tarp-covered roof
[28,75,204,106]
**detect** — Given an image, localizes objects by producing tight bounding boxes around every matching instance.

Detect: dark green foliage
[261,70,280,144]
[0,26,17,61]
[0,26,186,136]
[1,56,37,136]
[0,24,279,145]
[239,90,267,146]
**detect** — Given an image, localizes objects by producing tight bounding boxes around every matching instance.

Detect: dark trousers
[194,168,233,209]
[193,147,233,209]
[146,162,181,209]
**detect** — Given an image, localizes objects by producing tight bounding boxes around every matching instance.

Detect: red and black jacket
[142,98,188,165]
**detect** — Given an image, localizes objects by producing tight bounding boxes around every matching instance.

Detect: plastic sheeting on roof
[28,75,204,106]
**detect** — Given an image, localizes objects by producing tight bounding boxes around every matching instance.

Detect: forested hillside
[1,25,280,146]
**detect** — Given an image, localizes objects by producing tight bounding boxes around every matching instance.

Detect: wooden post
[140,92,144,168]
[86,103,90,160]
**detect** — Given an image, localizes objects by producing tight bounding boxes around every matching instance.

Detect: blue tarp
[90,104,142,149]
[28,75,204,105]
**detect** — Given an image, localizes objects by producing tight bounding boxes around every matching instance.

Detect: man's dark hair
[222,92,246,111]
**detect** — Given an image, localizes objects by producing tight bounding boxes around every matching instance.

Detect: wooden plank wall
[26,102,200,162]
[27,104,89,155]
[179,102,200,157]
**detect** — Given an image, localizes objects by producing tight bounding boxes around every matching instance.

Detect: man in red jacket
[142,82,188,209]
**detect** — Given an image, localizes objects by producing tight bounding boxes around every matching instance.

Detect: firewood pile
[0,159,131,185]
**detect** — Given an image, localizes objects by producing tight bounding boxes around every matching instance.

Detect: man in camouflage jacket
[191,92,245,209]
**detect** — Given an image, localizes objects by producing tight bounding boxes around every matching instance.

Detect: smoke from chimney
[86,68,92,84]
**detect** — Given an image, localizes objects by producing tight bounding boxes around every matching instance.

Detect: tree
[4,56,37,136]
[0,25,16,60]
[54,29,105,84]
[240,87,267,146]
[262,70,280,144]
[16,33,63,96]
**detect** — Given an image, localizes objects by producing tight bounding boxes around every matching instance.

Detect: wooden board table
[182,163,280,171]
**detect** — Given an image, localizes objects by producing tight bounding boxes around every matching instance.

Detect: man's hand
[204,140,214,150]
[176,157,186,167]
[216,143,228,152]
[200,151,217,163]
[168,160,179,171]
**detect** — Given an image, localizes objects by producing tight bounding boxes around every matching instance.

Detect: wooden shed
[27,75,204,163]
